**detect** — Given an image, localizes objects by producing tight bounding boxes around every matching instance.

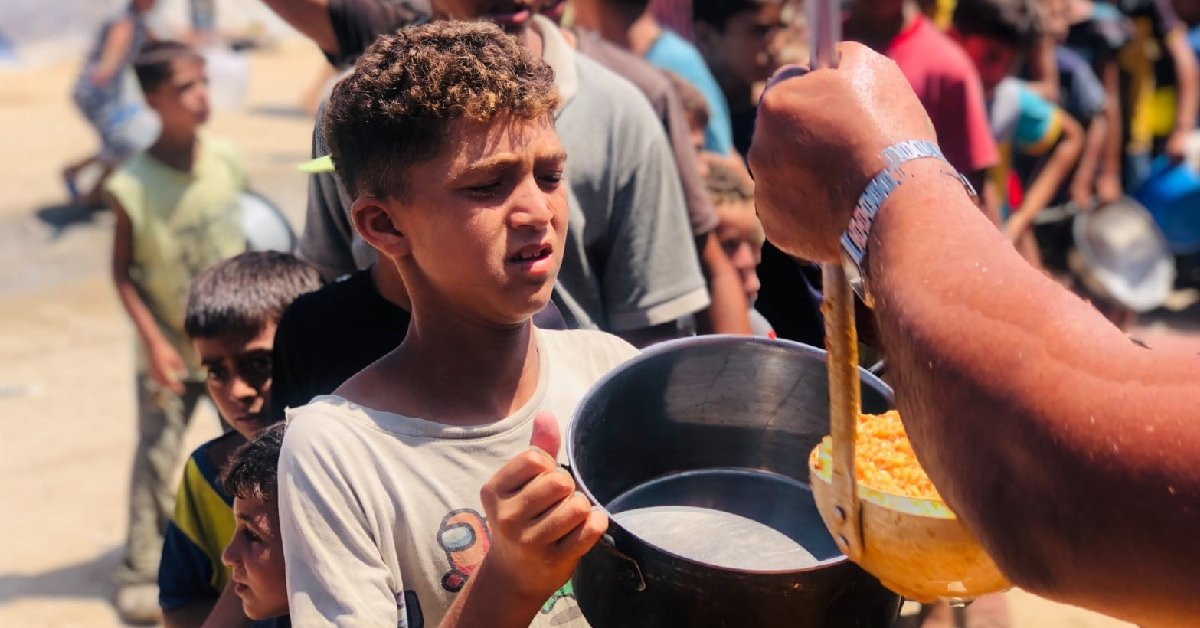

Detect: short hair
[324,21,559,200]
[221,422,286,501]
[184,251,323,340]
[663,70,710,131]
[953,0,1042,50]
[694,0,775,30]
[704,156,755,207]
[133,40,204,93]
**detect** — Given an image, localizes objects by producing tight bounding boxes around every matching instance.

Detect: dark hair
[185,251,323,340]
[704,156,755,206]
[694,0,773,30]
[133,40,204,93]
[221,422,286,501]
[953,0,1042,50]
[662,70,710,130]
[324,21,559,200]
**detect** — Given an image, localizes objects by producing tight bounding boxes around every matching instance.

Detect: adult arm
[750,43,1200,626]
[259,0,339,58]
[278,412,399,626]
[1164,26,1199,161]
[108,194,186,394]
[91,17,136,85]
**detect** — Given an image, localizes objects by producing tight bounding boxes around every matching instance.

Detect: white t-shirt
[279,328,638,627]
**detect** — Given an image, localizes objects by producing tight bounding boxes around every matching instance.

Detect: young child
[103,39,248,624]
[158,252,321,626]
[64,0,159,207]
[952,0,1085,266]
[221,422,291,625]
[278,22,638,626]
[701,153,776,339]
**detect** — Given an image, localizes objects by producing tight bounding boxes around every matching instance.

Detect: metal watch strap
[839,140,975,307]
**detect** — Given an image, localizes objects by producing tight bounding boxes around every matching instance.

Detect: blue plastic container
[1136,157,1200,255]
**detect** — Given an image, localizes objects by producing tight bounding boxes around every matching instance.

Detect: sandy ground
[0,34,1186,628]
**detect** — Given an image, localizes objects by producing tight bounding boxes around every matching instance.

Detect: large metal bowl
[568,335,900,627]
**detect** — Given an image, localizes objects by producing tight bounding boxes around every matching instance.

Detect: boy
[158,252,321,626]
[104,39,247,624]
[278,22,638,626]
[952,0,1084,265]
[64,0,158,207]
[845,0,1000,206]
[571,0,735,155]
[692,0,786,157]
[221,422,291,626]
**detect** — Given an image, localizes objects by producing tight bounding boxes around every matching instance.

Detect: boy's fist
[477,411,607,604]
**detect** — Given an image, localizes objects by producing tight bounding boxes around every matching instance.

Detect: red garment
[886,16,999,175]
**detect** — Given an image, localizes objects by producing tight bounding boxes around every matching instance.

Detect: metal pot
[567,336,901,627]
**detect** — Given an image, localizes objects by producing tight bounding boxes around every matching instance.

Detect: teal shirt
[645,29,734,155]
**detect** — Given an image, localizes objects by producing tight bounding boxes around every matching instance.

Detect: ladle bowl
[808,441,1011,602]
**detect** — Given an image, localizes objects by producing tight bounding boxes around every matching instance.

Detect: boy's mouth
[508,244,552,264]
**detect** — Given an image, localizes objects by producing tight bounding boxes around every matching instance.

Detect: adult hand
[477,411,608,604]
[749,42,937,263]
[149,340,187,395]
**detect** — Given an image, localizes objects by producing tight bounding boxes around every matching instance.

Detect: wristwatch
[839,140,976,307]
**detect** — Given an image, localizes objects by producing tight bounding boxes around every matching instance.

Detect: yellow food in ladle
[810,410,942,501]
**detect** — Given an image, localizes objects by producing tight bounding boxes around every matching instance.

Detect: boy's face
[145,57,210,133]
[696,4,785,90]
[1042,0,1069,41]
[194,323,275,440]
[430,0,537,33]
[956,34,1021,92]
[372,115,568,326]
[222,495,287,620]
[717,207,764,303]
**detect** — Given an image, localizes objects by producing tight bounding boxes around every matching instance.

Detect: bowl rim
[567,334,896,575]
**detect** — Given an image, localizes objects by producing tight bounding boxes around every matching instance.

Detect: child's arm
[109,194,187,394]
[1164,26,1199,161]
[1005,109,1084,241]
[90,17,136,86]
[1097,59,1124,204]
[441,412,607,628]
[1071,112,1109,208]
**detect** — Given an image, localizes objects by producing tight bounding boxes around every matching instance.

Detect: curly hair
[324,21,560,199]
[953,0,1043,51]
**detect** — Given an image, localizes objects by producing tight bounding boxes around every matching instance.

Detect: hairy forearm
[866,159,1200,625]
[260,0,339,57]
[693,232,751,335]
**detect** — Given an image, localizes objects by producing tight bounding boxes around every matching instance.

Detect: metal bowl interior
[567,335,894,572]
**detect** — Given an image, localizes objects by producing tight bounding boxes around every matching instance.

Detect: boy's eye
[467,180,504,197]
[242,528,263,544]
[537,171,564,188]
[206,365,229,382]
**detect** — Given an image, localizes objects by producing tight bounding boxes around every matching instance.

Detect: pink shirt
[886,16,999,174]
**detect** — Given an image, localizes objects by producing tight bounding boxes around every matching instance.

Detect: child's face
[431,0,537,33]
[696,4,785,90]
[194,323,275,440]
[377,115,568,326]
[1042,0,1069,41]
[132,0,156,13]
[222,495,287,620]
[717,206,764,303]
[145,57,211,134]
[956,34,1021,92]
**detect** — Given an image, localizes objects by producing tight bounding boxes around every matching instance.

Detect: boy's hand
[1095,174,1122,206]
[149,340,187,395]
[1165,129,1190,164]
[89,66,117,87]
[478,411,608,605]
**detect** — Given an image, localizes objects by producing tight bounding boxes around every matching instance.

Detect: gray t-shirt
[574,28,718,236]
[297,17,708,332]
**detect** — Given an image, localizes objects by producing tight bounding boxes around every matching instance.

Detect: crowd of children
[78,0,1200,625]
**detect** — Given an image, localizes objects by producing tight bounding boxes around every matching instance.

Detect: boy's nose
[509,178,554,228]
[221,536,240,567]
[230,375,259,402]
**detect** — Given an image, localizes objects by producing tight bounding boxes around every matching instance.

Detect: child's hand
[149,340,187,395]
[478,411,608,604]
[1165,130,1190,164]
[88,66,117,87]
[1095,174,1122,206]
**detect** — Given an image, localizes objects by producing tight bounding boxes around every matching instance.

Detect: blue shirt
[645,29,734,155]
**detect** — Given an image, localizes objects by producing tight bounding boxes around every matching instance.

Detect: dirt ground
[0,34,1181,628]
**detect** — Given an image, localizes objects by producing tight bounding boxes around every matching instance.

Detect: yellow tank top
[105,136,247,378]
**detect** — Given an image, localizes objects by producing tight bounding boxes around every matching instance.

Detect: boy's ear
[351,196,412,259]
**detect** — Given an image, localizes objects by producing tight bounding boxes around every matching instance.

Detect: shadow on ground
[0,546,120,605]
[34,203,106,239]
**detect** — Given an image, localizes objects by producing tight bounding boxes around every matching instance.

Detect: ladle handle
[809,0,864,561]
